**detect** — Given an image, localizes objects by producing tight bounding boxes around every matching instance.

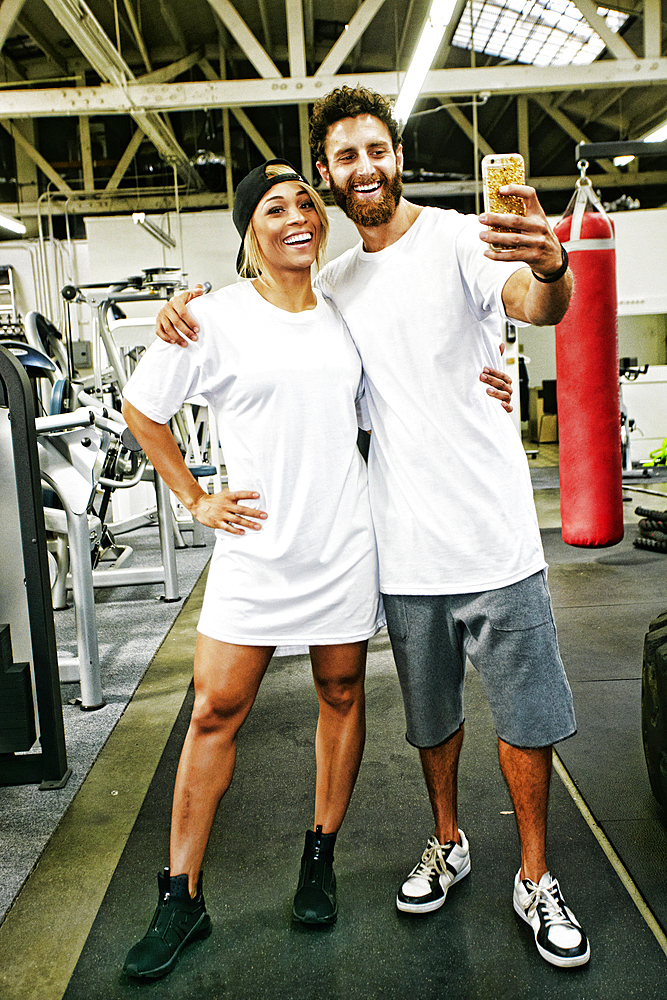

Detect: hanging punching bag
[553,168,623,547]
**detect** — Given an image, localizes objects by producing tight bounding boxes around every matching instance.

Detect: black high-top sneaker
[123,869,212,979]
[292,825,338,925]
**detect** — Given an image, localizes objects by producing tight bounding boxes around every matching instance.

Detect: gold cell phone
[481,154,525,234]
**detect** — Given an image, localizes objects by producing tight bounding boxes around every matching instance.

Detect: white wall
[83,206,360,306]
[517,207,667,390]
[2,204,666,383]
[520,313,667,389]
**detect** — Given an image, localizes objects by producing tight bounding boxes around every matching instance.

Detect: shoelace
[413,839,449,879]
[524,879,575,930]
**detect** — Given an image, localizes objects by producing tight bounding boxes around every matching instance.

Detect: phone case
[481,154,525,233]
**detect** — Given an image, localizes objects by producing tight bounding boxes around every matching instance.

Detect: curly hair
[309,86,402,166]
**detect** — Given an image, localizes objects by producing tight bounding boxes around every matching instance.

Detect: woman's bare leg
[169,636,275,895]
[309,640,368,833]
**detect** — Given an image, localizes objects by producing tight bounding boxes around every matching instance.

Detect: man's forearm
[522,268,573,326]
[503,266,573,327]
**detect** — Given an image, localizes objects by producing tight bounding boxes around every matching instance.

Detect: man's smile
[351,179,383,196]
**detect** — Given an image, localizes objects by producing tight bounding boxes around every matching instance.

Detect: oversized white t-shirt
[123,281,383,647]
[315,206,546,595]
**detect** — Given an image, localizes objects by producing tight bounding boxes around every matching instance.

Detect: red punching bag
[553,170,623,547]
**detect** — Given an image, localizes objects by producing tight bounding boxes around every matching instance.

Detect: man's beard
[329,169,403,227]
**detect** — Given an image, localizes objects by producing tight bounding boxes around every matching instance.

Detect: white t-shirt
[123,281,383,648]
[316,206,546,595]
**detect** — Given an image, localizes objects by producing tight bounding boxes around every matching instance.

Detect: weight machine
[0,345,70,787]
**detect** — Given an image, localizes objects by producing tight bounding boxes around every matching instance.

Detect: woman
[121,159,513,980]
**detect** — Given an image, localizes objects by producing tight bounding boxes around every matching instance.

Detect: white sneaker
[396,831,471,913]
[513,870,590,968]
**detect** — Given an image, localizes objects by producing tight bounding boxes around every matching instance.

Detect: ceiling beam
[316,0,388,76]
[303,0,314,57]
[0,51,26,82]
[570,0,637,60]
[398,0,420,65]
[158,0,187,53]
[41,0,205,190]
[256,0,273,56]
[231,107,277,159]
[4,59,667,118]
[198,55,277,163]
[0,0,26,50]
[41,0,131,89]
[5,168,667,220]
[0,117,73,192]
[287,0,307,78]
[644,0,662,58]
[15,13,68,73]
[531,94,616,172]
[204,0,281,77]
[121,0,152,73]
[105,127,144,190]
[139,48,205,85]
[517,96,530,176]
[286,0,312,180]
[78,115,95,191]
[444,104,495,156]
[432,0,469,71]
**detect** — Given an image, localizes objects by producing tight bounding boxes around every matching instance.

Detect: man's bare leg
[418,724,464,845]
[497,739,551,882]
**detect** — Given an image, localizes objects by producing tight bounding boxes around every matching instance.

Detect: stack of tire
[642,611,667,807]
[634,507,667,554]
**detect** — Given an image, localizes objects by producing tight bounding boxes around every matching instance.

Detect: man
[154,86,588,969]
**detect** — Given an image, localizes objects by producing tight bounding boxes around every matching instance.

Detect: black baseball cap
[233,158,308,273]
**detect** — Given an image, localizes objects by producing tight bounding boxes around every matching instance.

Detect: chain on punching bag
[553,161,624,547]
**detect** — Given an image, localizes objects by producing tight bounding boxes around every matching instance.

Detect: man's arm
[155,284,205,346]
[479,184,572,326]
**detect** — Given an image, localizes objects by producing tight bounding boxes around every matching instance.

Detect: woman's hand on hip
[190,489,268,534]
[480,365,513,413]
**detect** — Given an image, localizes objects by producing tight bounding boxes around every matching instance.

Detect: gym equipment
[634,507,667,555]
[8,336,177,707]
[642,612,667,806]
[0,264,23,338]
[619,357,649,476]
[0,345,70,788]
[553,161,624,548]
[36,406,109,709]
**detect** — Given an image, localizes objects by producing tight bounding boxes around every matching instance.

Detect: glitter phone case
[481,154,526,234]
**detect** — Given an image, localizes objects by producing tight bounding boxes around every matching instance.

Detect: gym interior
[1,2,667,998]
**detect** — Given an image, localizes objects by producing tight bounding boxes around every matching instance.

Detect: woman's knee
[316,673,365,712]
[190,686,251,735]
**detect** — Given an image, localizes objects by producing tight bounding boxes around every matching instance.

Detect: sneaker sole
[124,913,212,980]
[396,857,471,914]
[513,897,590,968]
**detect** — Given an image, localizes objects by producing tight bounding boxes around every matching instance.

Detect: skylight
[451,0,629,67]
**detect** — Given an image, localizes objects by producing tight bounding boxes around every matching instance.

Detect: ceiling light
[613,155,635,167]
[643,121,667,143]
[132,212,176,248]
[0,213,26,234]
[394,0,459,128]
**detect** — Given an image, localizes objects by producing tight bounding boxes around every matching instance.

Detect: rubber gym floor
[1,474,666,999]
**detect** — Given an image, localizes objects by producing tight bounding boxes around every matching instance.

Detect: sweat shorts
[382,570,576,750]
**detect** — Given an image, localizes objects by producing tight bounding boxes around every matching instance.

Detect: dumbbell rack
[0,345,70,789]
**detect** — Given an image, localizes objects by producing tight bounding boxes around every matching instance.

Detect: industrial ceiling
[0,0,666,237]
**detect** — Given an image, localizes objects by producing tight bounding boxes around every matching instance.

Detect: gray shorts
[382,570,576,749]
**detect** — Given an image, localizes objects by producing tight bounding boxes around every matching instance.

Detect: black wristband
[531,245,568,283]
